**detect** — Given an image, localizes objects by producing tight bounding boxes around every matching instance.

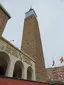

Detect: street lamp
[9,40,14,42]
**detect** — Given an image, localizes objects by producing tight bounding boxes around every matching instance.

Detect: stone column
[32,68,36,81]
[5,59,16,77]
[22,64,27,79]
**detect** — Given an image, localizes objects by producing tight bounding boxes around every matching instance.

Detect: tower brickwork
[21,8,47,82]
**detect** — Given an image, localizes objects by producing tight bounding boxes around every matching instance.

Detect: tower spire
[30,5,32,9]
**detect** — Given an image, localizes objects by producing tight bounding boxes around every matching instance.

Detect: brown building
[21,8,47,82]
[0,4,11,37]
[46,66,64,83]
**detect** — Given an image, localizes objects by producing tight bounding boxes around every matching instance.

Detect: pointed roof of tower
[25,7,37,19]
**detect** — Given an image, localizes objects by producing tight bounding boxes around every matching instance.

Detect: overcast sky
[1,0,64,68]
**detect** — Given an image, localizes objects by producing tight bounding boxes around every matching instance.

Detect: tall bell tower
[21,8,47,82]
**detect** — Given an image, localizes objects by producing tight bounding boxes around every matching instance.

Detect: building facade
[47,66,64,83]
[0,5,36,81]
[21,8,47,82]
[0,4,11,37]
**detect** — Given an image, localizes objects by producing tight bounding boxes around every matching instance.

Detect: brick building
[0,4,11,37]
[46,66,64,83]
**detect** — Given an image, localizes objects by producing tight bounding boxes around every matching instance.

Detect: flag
[52,60,55,66]
[60,57,64,63]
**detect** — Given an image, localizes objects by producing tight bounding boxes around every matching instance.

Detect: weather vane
[30,5,32,9]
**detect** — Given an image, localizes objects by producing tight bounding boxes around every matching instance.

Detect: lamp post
[9,40,14,42]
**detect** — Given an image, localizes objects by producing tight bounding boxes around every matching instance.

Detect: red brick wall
[0,77,50,85]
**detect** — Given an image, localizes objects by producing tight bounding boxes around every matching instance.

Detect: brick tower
[21,8,46,82]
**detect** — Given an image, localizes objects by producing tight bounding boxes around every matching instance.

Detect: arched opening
[27,67,33,80]
[13,61,24,79]
[0,52,10,76]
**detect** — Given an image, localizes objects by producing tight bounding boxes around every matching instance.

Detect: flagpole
[52,56,64,67]
[52,58,56,68]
